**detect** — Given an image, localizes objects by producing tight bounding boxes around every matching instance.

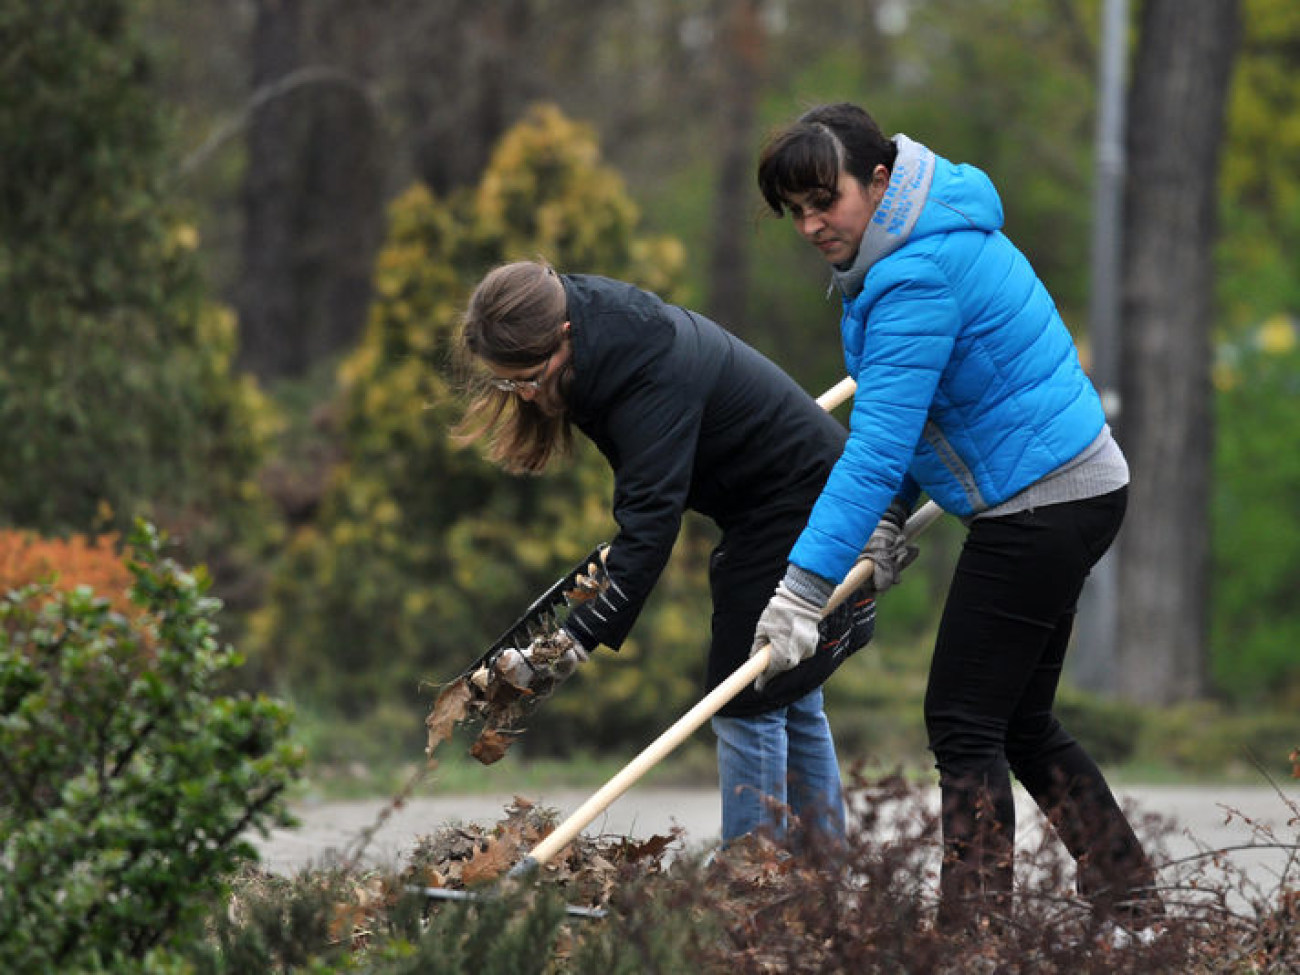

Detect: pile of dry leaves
[402,796,681,910]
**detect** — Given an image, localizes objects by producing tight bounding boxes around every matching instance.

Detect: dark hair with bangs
[757,103,898,216]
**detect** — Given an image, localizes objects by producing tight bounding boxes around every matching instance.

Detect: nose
[795,211,825,239]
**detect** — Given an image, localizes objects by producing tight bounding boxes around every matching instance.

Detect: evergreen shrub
[0,523,303,972]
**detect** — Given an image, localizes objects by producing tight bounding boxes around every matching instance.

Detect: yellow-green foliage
[1218,0,1300,330]
[255,104,710,753]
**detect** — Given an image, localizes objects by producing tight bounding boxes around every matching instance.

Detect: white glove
[751,581,824,692]
[545,627,589,680]
[495,627,589,688]
[862,506,919,594]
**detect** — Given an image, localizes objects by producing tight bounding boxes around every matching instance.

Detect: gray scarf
[830,134,936,299]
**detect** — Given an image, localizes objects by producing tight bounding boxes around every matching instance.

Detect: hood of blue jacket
[830,135,1004,300]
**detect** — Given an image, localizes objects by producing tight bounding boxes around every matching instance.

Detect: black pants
[925,487,1161,925]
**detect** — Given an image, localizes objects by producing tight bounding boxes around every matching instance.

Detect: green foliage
[190,868,380,973]
[1218,0,1300,332]
[1135,699,1300,778]
[377,890,569,975]
[199,874,713,975]
[1211,325,1300,704]
[1207,0,1300,703]
[0,0,277,564]
[255,103,705,751]
[1053,689,1145,766]
[0,521,303,972]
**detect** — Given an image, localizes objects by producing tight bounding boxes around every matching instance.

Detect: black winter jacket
[559,275,862,712]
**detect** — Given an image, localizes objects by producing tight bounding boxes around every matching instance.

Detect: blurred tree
[0,0,276,581]
[1117,0,1241,704]
[397,0,540,196]
[705,0,766,328]
[235,0,387,379]
[150,1,1109,382]
[1211,319,1300,704]
[738,0,1099,389]
[1207,0,1300,704]
[227,0,711,382]
[1217,0,1300,331]
[252,105,701,754]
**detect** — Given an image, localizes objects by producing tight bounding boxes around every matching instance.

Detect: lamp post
[1074,0,1127,694]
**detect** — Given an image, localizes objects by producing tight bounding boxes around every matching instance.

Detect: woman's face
[784,165,887,266]
[486,332,572,417]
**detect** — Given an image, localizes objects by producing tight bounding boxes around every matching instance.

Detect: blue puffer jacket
[789,137,1107,584]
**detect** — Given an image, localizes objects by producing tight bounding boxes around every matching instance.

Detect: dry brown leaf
[327,876,388,945]
[460,835,519,886]
[329,902,365,945]
[619,832,677,865]
[484,677,530,709]
[425,679,472,757]
[469,727,518,765]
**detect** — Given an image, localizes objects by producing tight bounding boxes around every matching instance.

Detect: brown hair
[757,102,897,216]
[453,260,573,474]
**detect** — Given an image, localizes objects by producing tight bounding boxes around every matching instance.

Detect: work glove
[495,626,589,689]
[548,626,589,679]
[861,501,919,594]
[751,567,833,692]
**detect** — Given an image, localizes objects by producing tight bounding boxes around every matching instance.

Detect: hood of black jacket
[561,274,677,421]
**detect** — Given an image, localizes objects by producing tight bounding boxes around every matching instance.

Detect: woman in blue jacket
[752,103,1162,932]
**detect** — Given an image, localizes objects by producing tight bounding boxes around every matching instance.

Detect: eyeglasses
[487,352,553,394]
[488,374,545,394]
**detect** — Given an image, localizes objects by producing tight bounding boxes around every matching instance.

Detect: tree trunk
[1116,0,1240,704]
[707,0,764,329]
[236,0,385,380]
[408,0,534,195]
[237,0,302,379]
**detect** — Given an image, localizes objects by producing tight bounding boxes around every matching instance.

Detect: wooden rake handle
[512,378,942,876]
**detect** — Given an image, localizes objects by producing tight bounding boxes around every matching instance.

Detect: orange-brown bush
[0,530,135,614]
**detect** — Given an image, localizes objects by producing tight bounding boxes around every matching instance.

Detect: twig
[175,66,379,180]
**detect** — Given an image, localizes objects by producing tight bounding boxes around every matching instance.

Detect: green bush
[1137,700,1300,778]
[0,522,303,972]
[1053,689,1146,767]
[822,648,931,769]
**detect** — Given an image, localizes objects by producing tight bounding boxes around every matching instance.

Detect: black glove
[860,500,919,594]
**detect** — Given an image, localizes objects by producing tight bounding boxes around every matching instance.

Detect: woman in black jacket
[456,259,878,846]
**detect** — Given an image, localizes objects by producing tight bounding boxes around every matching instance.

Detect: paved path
[252,782,1300,909]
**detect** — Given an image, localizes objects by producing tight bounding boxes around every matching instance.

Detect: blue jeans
[711,687,846,845]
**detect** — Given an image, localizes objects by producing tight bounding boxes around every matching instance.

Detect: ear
[871,165,889,205]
